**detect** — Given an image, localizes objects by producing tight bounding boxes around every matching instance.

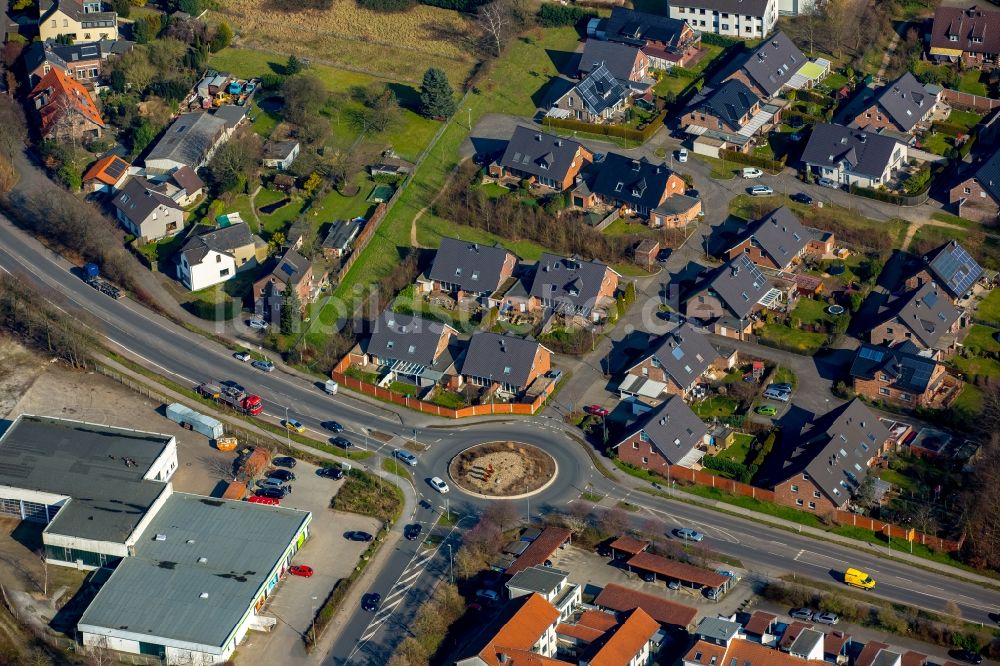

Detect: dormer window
[455,268,462,277]
[950,34,958,42]
[386,341,394,349]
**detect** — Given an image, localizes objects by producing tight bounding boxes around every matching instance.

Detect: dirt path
[899,217,985,250]
[248,184,263,234]
[875,22,905,83]
[409,160,467,248]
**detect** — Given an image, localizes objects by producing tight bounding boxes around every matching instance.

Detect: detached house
[929,4,1000,69]
[598,7,702,70]
[681,79,778,153]
[112,177,185,243]
[252,247,315,323]
[178,222,262,292]
[579,40,649,86]
[618,323,728,403]
[724,31,808,100]
[801,123,907,189]
[586,153,687,218]
[869,283,965,357]
[29,67,104,143]
[461,332,552,396]
[145,112,227,175]
[23,39,108,87]
[724,206,832,271]
[612,395,710,471]
[38,0,118,43]
[669,0,779,39]
[426,237,517,302]
[491,126,592,192]
[354,310,460,389]
[262,140,299,170]
[949,148,1000,223]
[850,341,957,409]
[904,240,983,301]
[852,72,940,136]
[81,154,129,193]
[550,63,631,124]
[773,399,891,512]
[528,254,620,321]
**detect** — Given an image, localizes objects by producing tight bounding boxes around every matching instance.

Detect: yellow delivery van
[844,567,876,589]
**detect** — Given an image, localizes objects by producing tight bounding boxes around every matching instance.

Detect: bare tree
[597,506,629,537]
[84,636,115,666]
[478,0,512,57]
[483,501,519,532]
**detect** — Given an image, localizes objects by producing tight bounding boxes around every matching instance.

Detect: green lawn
[692,396,738,418]
[957,70,988,97]
[878,467,918,494]
[909,224,1000,271]
[430,389,466,409]
[311,181,377,224]
[977,288,1000,323]
[952,383,983,415]
[964,324,1000,353]
[772,366,797,388]
[716,433,755,465]
[822,72,849,90]
[250,101,279,138]
[952,353,1000,379]
[758,323,828,354]
[789,297,836,326]
[919,132,953,156]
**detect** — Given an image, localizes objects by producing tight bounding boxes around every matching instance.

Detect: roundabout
[447,440,558,499]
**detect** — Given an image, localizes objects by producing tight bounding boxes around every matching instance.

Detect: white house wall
[144,438,179,482]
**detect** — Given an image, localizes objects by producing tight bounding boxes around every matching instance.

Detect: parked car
[949,649,983,665]
[317,466,344,480]
[252,359,274,372]
[742,167,764,178]
[817,177,838,188]
[404,523,423,540]
[717,570,735,578]
[322,420,344,433]
[289,565,313,577]
[268,469,296,482]
[361,593,381,612]
[677,148,688,163]
[667,580,681,590]
[258,478,288,492]
[790,608,814,621]
[394,449,418,466]
[248,318,269,330]
[640,570,656,582]
[768,383,793,392]
[675,527,704,542]
[814,611,839,625]
[756,405,778,416]
[585,404,610,417]
[272,456,297,468]
[790,192,813,205]
[429,477,450,493]
[475,589,499,603]
[234,351,252,362]
[546,369,563,381]
[345,531,374,542]
[748,185,774,196]
[763,388,791,402]
[705,588,719,599]
[256,487,286,499]
[247,495,279,505]
[282,419,305,434]
[657,248,672,263]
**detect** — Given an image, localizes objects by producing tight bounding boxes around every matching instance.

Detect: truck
[196,382,264,416]
[324,379,339,395]
[221,481,247,500]
[843,567,876,589]
[166,403,224,440]
[82,262,123,299]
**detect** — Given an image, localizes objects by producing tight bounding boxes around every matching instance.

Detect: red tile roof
[901,650,928,666]
[505,528,572,574]
[587,607,659,666]
[744,610,777,636]
[555,622,605,643]
[30,67,104,135]
[626,551,728,587]
[608,535,650,555]
[576,610,619,632]
[593,583,697,628]
[823,630,851,656]
[83,154,130,186]
[855,641,891,666]
[684,640,727,664]
[686,638,828,666]
[469,593,561,666]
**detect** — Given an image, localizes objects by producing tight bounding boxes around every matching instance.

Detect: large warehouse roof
[79,493,311,651]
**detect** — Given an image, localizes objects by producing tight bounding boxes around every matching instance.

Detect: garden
[758,297,847,355]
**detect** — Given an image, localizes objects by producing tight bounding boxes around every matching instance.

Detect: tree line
[0,274,97,369]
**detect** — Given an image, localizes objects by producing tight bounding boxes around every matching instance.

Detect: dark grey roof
[0,415,172,543]
[732,206,809,268]
[498,126,587,184]
[580,39,643,81]
[506,565,569,595]
[573,63,630,116]
[146,112,226,169]
[39,0,116,26]
[634,323,717,390]
[972,148,1000,206]
[170,165,203,193]
[654,194,700,216]
[790,628,825,657]
[461,332,547,389]
[799,399,890,505]
[737,31,805,98]
[100,38,133,55]
[366,310,454,367]
[674,0,771,15]
[263,140,298,160]
[616,395,708,465]
[271,247,310,286]
[605,7,689,48]
[800,123,901,180]
[872,72,934,132]
[180,222,254,265]
[428,237,514,294]
[590,153,675,212]
[694,616,743,643]
[529,253,615,313]
[321,219,363,251]
[214,104,247,129]
[850,342,941,394]
[693,80,759,128]
[923,240,983,299]
[113,176,183,223]
[24,40,104,75]
[875,283,960,348]
[704,254,771,320]
[78,493,310,651]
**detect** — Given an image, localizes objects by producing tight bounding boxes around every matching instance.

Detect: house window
[639,430,650,442]
[965,187,971,194]
[879,387,890,396]
[722,24,728,30]
[813,491,821,498]
[796,499,804,506]
[900,393,911,401]
[790,484,799,492]
[950,35,958,42]
[808,502,816,509]
[879,373,890,382]
[642,457,649,464]
[632,442,639,449]
[885,327,893,334]
[568,97,573,107]
[220,268,230,277]
[63,19,68,26]
[216,255,222,263]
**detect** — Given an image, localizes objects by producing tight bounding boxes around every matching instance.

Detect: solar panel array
[858,346,885,362]
[104,157,127,179]
[932,243,981,296]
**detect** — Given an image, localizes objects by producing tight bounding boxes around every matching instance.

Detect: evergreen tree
[280,280,301,335]
[419,67,456,119]
[210,22,233,53]
[286,55,303,76]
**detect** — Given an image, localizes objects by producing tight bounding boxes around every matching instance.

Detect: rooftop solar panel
[931,243,980,296]
[859,347,884,362]
[104,158,127,179]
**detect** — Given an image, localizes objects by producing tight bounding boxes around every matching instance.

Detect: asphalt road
[1,214,997,664]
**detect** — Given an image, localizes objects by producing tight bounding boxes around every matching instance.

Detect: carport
[625,552,731,597]
[608,536,649,560]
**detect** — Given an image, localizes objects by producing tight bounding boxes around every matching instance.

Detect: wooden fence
[941,88,1000,113]
[332,355,553,418]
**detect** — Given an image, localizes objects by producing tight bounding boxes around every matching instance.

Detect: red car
[289,565,314,577]
[585,405,610,417]
[247,496,279,505]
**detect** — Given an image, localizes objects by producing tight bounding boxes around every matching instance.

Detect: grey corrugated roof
[461,332,547,389]
[506,565,569,595]
[580,39,643,82]
[800,399,890,504]
[790,628,825,657]
[734,205,809,268]
[0,415,172,543]
[874,283,959,348]
[800,123,901,180]
[171,165,204,194]
[321,219,363,251]
[695,616,742,642]
[498,126,587,184]
[693,80,760,129]
[634,323,717,391]
[972,148,1000,206]
[654,194,700,216]
[616,395,707,465]
[78,493,310,651]
[737,31,805,98]
[590,153,676,212]
[605,7,689,48]
[214,104,247,130]
[573,63,630,116]
[704,254,771,320]
[146,112,226,169]
[427,237,514,294]
[180,222,254,265]
[112,176,183,224]
[366,310,454,367]
[849,342,940,394]
[263,140,298,160]
[872,72,934,132]
[923,240,983,299]
[529,253,614,313]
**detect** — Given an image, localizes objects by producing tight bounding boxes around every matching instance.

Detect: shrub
[750,432,776,467]
[537,3,596,27]
[357,0,416,11]
[701,456,758,483]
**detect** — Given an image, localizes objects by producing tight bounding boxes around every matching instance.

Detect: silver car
[814,611,839,625]
[790,608,814,621]
[394,449,418,466]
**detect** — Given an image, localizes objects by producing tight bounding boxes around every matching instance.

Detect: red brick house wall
[525,346,553,388]
[681,109,744,135]
[625,357,686,395]
[949,176,1000,223]
[651,197,702,228]
[725,240,783,270]
[616,432,672,473]
[852,363,947,408]
[773,475,841,512]
[854,104,902,132]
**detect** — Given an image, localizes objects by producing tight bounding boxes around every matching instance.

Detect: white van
[742,167,764,178]
[324,379,339,395]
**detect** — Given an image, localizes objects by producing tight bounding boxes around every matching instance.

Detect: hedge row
[848,183,928,206]
[931,120,973,137]
[701,455,758,484]
[537,3,596,27]
[543,110,666,142]
[720,148,785,173]
[701,32,743,47]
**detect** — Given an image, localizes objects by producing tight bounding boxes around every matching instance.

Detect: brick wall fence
[331,355,554,418]
[665,464,962,552]
[941,88,1000,113]
[331,200,389,286]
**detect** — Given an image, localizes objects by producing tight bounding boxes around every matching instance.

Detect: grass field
[758,322,828,354]
[211,0,477,85]
[978,288,1000,323]
[909,224,1000,271]
[964,324,1000,353]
